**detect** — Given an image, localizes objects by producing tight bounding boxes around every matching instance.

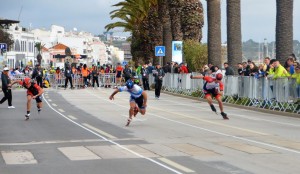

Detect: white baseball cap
[3,67,9,71]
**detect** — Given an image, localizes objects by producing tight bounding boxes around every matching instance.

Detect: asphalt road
[0,87,300,174]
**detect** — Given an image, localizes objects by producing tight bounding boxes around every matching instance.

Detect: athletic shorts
[129,95,145,109]
[116,71,122,78]
[27,94,42,103]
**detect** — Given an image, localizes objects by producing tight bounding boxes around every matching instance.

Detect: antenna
[18,5,23,21]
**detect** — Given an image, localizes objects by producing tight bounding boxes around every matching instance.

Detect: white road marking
[58,146,101,161]
[1,150,37,165]
[52,103,57,107]
[86,90,300,155]
[48,99,52,102]
[159,158,195,173]
[58,109,65,112]
[44,93,183,174]
[67,115,77,120]
[82,123,117,139]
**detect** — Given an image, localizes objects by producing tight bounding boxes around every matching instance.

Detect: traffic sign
[0,43,7,51]
[122,61,128,66]
[155,46,165,57]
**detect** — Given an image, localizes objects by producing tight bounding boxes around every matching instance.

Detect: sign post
[155,46,165,65]
[0,43,8,69]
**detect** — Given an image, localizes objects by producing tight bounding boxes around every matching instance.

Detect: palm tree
[207,0,222,67]
[227,0,242,73]
[34,42,43,65]
[181,0,204,42]
[159,0,172,65]
[276,0,293,64]
[167,0,183,41]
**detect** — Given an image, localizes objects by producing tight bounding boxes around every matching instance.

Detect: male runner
[19,77,44,120]
[109,79,148,126]
[190,73,229,119]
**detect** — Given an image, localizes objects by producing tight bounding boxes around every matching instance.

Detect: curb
[162,91,300,118]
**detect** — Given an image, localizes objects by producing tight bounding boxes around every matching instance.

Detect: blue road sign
[122,61,128,66]
[155,46,165,57]
[0,43,7,51]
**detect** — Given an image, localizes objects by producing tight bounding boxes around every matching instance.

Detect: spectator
[224,62,235,76]
[0,67,17,108]
[123,64,132,82]
[264,57,271,74]
[179,63,189,74]
[255,63,267,78]
[91,65,99,89]
[64,66,74,90]
[249,62,259,76]
[32,64,43,87]
[147,63,154,74]
[173,62,180,73]
[141,63,150,90]
[271,59,289,79]
[285,57,295,75]
[115,63,123,87]
[153,63,165,99]
[201,64,210,76]
[237,63,243,75]
[242,62,250,76]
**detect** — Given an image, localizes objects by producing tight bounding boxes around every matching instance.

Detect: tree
[167,0,183,41]
[227,0,242,72]
[276,0,293,64]
[0,28,14,52]
[207,0,222,67]
[183,40,208,72]
[159,0,172,65]
[35,42,43,66]
[180,0,204,42]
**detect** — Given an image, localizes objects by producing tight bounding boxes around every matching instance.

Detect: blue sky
[0,0,299,43]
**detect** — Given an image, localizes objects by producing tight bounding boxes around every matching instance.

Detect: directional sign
[0,43,7,51]
[122,61,128,66]
[155,46,165,57]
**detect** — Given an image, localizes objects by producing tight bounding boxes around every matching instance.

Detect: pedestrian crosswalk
[0,143,220,165]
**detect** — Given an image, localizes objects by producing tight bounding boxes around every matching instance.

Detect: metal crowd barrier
[149,73,299,114]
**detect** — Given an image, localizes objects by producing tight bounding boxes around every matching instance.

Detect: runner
[190,73,229,119]
[109,79,148,126]
[18,77,44,120]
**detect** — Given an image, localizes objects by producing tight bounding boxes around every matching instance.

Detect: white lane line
[149,112,300,155]
[158,158,195,173]
[43,93,183,174]
[163,95,300,127]
[82,123,117,139]
[67,115,77,120]
[1,150,37,165]
[58,109,65,112]
[86,90,300,155]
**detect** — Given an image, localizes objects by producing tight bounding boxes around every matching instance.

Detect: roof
[0,19,19,28]
[50,43,68,50]
[42,46,49,52]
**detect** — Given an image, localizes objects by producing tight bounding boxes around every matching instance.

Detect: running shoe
[126,118,131,126]
[210,104,217,112]
[221,112,229,120]
[8,106,15,109]
[25,114,30,120]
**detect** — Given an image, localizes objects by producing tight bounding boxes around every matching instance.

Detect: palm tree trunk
[276,0,293,64]
[159,0,172,65]
[227,0,242,73]
[207,0,222,67]
[167,0,183,41]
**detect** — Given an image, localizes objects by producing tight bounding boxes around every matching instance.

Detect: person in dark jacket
[141,63,150,90]
[0,67,18,108]
[64,66,74,89]
[123,64,132,82]
[224,62,235,76]
[32,64,43,87]
[153,64,165,99]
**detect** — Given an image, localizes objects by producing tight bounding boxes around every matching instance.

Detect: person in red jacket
[190,73,229,119]
[18,77,44,120]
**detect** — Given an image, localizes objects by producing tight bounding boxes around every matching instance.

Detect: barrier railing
[1,72,299,114]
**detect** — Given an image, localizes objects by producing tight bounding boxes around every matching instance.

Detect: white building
[5,24,35,68]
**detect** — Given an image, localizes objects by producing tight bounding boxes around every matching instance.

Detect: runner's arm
[190,74,204,79]
[109,89,120,100]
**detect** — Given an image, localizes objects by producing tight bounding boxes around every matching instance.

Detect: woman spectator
[255,63,267,79]
[249,62,259,76]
